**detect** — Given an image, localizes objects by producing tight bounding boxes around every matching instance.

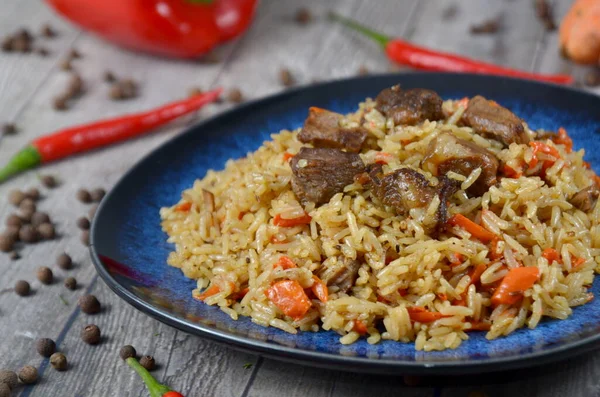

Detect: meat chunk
[375,85,444,126]
[298,107,368,152]
[290,147,365,205]
[421,132,499,196]
[462,95,529,147]
[318,257,360,293]
[571,185,600,212]
[368,166,436,213]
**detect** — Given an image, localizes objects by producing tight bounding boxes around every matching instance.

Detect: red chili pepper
[0,89,222,183]
[45,0,257,58]
[329,13,573,85]
[126,357,184,397]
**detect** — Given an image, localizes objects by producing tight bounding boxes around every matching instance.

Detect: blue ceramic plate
[91,73,600,374]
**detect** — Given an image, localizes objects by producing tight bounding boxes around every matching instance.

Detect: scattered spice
[188,86,203,97]
[36,337,56,357]
[26,188,41,201]
[31,212,50,227]
[81,324,101,345]
[140,355,156,371]
[19,225,39,243]
[534,0,556,31]
[68,73,84,97]
[279,68,295,87]
[52,95,68,111]
[64,277,77,290]
[295,8,312,25]
[37,47,50,57]
[81,230,90,246]
[17,366,38,384]
[77,189,92,204]
[36,267,53,284]
[120,345,137,360]
[0,383,9,397]
[59,58,72,71]
[90,188,106,202]
[2,28,34,53]
[2,123,17,136]
[0,370,18,390]
[50,352,68,371]
[0,234,15,253]
[57,253,73,270]
[8,190,26,206]
[41,174,58,188]
[77,217,90,230]
[14,280,31,297]
[79,294,101,314]
[41,24,56,38]
[227,88,244,103]
[358,65,369,76]
[109,79,138,100]
[68,48,81,59]
[103,70,117,83]
[6,214,22,228]
[470,17,501,34]
[19,198,36,213]
[38,223,55,240]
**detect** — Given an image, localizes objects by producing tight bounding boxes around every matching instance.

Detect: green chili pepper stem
[327,12,391,48]
[126,357,171,397]
[0,145,41,183]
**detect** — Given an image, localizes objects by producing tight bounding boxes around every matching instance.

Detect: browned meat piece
[437,176,460,229]
[368,166,436,213]
[462,95,529,147]
[298,107,368,152]
[318,257,361,293]
[290,147,365,204]
[571,185,600,212]
[421,132,499,196]
[375,85,444,126]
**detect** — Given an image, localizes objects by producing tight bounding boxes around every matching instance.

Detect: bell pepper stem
[126,357,171,397]
[0,145,41,183]
[327,12,391,48]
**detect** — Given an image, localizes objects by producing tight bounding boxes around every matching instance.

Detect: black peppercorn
[78,294,101,314]
[36,337,56,357]
[119,345,137,360]
[50,352,67,371]
[14,280,30,297]
[17,366,38,384]
[81,324,101,345]
[140,355,155,371]
[36,267,53,285]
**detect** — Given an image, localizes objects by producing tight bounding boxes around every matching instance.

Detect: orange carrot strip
[273,213,312,227]
[542,248,561,264]
[469,264,487,285]
[491,267,539,306]
[447,214,497,243]
[449,252,464,267]
[194,285,220,301]
[353,320,368,335]
[529,141,560,168]
[502,164,522,178]
[267,280,312,319]
[552,127,573,153]
[572,256,586,271]
[311,275,328,303]
[283,152,295,162]
[466,321,491,331]
[375,152,394,165]
[276,256,296,270]
[174,202,192,212]
[407,306,449,323]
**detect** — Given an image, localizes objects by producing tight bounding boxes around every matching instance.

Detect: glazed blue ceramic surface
[91,73,600,374]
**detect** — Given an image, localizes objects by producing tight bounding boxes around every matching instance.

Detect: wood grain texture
[0,0,598,396]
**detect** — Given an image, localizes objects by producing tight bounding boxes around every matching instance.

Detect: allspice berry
[81,230,90,246]
[37,223,55,240]
[90,188,105,202]
[6,214,22,228]
[76,217,90,230]
[26,187,40,201]
[50,352,67,371]
[41,174,58,188]
[64,277,77,290]
[140,355,155,371]
[36,337,56,357]
[57,253,72,270]
[17,365,38,384]
[0,369,18,390]
[14,280,30,297]
[88,205,98,219]
[0,234,15,253]
[8,190,26,206]
[81,324,101,345]
[0,383,9,397]
[30,212,50,227]
[78,294,101,314]
[76,189,92,204]
[19,225,39,243]
[36,267,53,284]
[19,198,36,213]
[119,345,137,360]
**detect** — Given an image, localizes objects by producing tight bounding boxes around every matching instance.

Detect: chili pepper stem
[126,357,171,397]
[327,12,390,47]
[0,146,41,183]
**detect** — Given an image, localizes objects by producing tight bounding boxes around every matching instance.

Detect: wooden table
[1,0,599,396]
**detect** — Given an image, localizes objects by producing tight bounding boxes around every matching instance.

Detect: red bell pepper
[45,0,258,58]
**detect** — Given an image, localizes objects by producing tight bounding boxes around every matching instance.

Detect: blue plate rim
[90,71,600,374]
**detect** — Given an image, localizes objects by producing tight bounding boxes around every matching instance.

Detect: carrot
[559,0,600,64]
[238,211,247,220]
[438,293,448,301]
[572,256,586,271]
[552,127,573,153]
[311,275,328,303]
[502,164,522,178]
[398,288,408,297]
[469,264,487,285]
[194,285,221,301]
[407,306,448,323]
[528,141,560,168]
[275,256,296,270]
[542,247,561,264]
[466,321,491,331]
[273,213,312,227]
[353,320,368,335]
[375,152,394,165]
[457,97,469,109]
[266,280,312,319]
[283,152,295,162]
[230,287,249,301]
[449,252,464,267]
[447,214,497,243]
[174,202,192,212]
[491,267,540,306]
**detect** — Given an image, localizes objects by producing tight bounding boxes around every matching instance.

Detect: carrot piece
[353,320,368,335]
[194,284,221,301]
[230,287,249,301]
[449,252,464,267]
[438,293,448,301]
[311,275,328,303]
[542,248,561,264]
[174,202,192,212]
[528,141,560,168]
[552,127,573,153]
[283,152,295,162]
[447,214,497,243]
[466,321,491,331]
[583,161,592,169]
[502,164,522,178]
[398,288,408,297]
[572,256,586,270]
[266,280,312,319]
[469,264,487,285]
[491,267,540,306]
[273,213,312,227]
[276,256,296,270]
[457,97,469,109]
[407,306,448,323]
[375,152,394,165]
[594,175,600,188]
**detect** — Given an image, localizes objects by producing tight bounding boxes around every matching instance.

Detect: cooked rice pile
[160,97,600,351]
